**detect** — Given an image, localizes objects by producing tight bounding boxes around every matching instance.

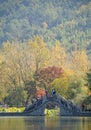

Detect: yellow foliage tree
[71,49,88,73]
[50,41,66,68]
[29,36,50,71]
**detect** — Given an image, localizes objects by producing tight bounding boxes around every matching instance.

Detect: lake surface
[0,116,91,130]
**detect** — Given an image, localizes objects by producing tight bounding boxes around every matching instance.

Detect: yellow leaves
[89,91,91,95]
[71,49,88,73]
[0,55,3,64]
[50,40,66,68]
[63,69,75,77]
[81,86,88,95]
[29,36,50,70]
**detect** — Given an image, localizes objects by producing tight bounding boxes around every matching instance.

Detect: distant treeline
[0,0,91,53]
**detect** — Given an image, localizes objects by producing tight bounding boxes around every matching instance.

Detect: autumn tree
[35,66,64,90]
[0,41,35,105]
[70,49,88,73]
[0,62,8,103]
[29,36,50,72]
[50,41,67,68]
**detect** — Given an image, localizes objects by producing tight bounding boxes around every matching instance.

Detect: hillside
[0,0,91,52]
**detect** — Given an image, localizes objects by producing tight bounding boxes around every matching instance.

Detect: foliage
[35,66,64,90]
[51,77,69,97]
[0,38,90,106]
[24,80,36,105]
[87,70,91,91]
[70,49,88,73]
[66,74,88,104]
[45,108,60,116]
[0,0,91,54]
[35,89,46,97]
[83,70,91,107]
[50,41,67,68]
[83,95,91,109]
[29,36,50,71]
[4,89,27,107]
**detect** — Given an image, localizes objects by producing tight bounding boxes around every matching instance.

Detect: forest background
[0,0,91,109]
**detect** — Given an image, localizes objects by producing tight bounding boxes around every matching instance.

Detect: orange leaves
[35,89,46,98]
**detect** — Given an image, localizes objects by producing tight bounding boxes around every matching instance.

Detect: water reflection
[24,117,45,130]
[0,116,91,130]
[0,117,26,130]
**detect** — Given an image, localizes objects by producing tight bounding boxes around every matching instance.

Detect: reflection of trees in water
[24,117,60,130]
[45,116,60,129]
[0,117,90,130]
[81,117,91,130]
[0,118,26,130]
[24,117,45,130]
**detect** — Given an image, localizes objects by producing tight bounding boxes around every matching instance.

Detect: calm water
[0,116,91,130]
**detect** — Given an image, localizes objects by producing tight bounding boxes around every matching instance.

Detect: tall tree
[71,49,88,73]
[29,36,50,72]
[87,69,91,91]
[0,41,34,105]
[50,41,66,68]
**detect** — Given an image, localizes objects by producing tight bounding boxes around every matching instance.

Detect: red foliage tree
[35,66,64,89]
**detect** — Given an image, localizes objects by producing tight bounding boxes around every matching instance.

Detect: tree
[51,76,69,97]
[81,69,91,108]
[4,88,27,107]
[66,73,88,104]
[35,66,64,90]
[50,41,66,68]
[71,49,88,73]
[29,36,50,72]
[0,41,35,105]
[24,80,36,105]
[29,36,51,87]
[87,69,91,91]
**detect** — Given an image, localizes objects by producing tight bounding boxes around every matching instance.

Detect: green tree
[51,76,69,97]
[87,70,91,91]
[4,88,27,107]
[66,74,87,104]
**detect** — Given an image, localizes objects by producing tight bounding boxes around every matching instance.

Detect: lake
[0,116,91,130]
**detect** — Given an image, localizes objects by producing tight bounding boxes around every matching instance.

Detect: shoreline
[0,111,91,117]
